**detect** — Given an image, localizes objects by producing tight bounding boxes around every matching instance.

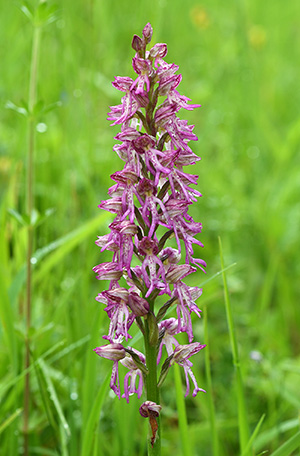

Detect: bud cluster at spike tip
[93,23,206,402]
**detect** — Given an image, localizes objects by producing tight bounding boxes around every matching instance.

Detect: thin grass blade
[80,371,110,456]
[38,358,71,440]
[240,413,266,456]
[0,408,23,435]
[174,363,192,456]
[203,305,219,456]
[218,236,250,455]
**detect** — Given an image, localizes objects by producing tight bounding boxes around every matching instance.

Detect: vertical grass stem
[218,236,250,455]
[23,23,41,456]
[203,305,219,456]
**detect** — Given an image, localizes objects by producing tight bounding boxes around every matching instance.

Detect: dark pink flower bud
[150,43,167,59]
[128,292,149,316]
[142,23,153,44]
[132,34,143,52]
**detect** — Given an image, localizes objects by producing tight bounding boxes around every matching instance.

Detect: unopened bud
[142,23,153,44]
[132,34,143,52]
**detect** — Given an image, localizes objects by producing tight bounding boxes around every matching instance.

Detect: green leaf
[7,208,29,226]
[5,100,28,117]
[269,431,300,456]
[35,1,59,27]
[33,99,45,116]
[157,354,173,388]
[42,100,62,114]
[19,1,34,21]
[156,297,176,323]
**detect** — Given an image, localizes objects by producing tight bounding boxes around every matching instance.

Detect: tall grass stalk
[23,19,41,456]
[203,305,219,456]
[218,236,250,455]
[174,363,192,456]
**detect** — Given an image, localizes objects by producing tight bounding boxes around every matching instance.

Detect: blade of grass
[81,312,105,429]
[0,269,18,374]
[0,408,23,435]
[203,305,219,456]
[254,419,300,452]
[60,422,69,456]
[29,448,59,456]
[37,358,71,440]
[80,371,110,456]
[218,236,250,455]
[33,351,60,446]
[269,431,300,456]
[174,363,192,456]
[240,413,266,456]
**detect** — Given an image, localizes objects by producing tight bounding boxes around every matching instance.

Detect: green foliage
[1,0,300,455]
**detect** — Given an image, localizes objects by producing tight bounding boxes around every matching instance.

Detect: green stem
[23,23,41,456]
[144,316,161,456]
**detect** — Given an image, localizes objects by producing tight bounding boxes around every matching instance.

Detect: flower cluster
[94,23,206,405]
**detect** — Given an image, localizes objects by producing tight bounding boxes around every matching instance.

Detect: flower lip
[133,134,156,154]
[138,237,159,256]
[136,177,157,196]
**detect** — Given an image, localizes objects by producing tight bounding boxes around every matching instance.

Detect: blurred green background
[1,0,300,455]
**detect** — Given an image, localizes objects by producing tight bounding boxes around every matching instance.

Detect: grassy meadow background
[1,0,300,455]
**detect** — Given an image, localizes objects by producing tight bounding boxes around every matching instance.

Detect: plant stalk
[23,23,41,456]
